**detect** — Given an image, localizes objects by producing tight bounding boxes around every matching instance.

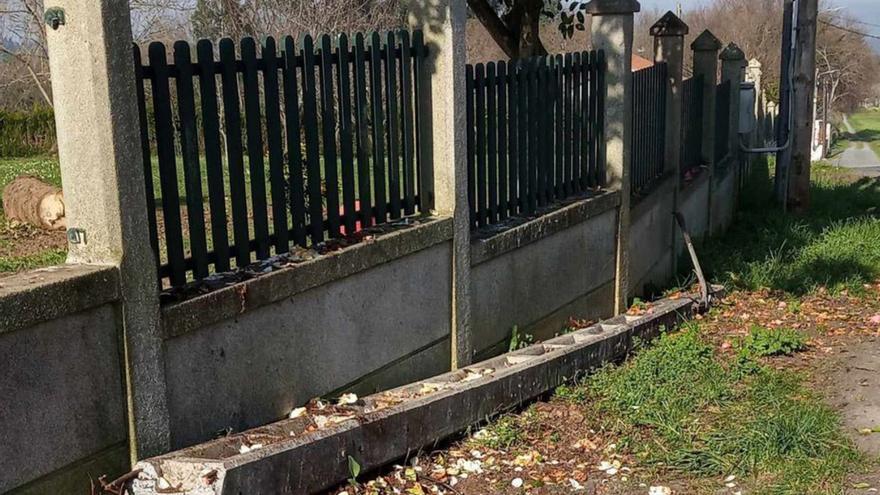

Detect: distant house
[632,54,653,71]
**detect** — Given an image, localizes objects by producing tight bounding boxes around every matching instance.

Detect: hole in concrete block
[542,335,576,349]
[601,323,626,333]
[506,355,537,365]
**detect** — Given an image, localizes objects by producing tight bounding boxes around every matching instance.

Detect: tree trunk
[1,175,66,230]
[515,0,547,58]
[468,0,547,59]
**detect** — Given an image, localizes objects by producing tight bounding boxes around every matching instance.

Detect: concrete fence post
[720,43,747,186]
[747,58,763,114]
[44,0,171,459]
[650,11,688,285]
[691,30,722,175]
[587,0,640,314]
[650,11,688,179]
[746,58,764,144]
[407,0,472,368]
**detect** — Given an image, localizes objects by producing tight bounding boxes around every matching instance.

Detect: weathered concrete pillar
[407,0,472,367]
[650,11,687,285]
[651,12,688,179]
[587,0,640,314]
[691,30,722,173]
[747,58,763,114]
[720,43,747,166]
[720,43,747,202]
[45,0,170,459]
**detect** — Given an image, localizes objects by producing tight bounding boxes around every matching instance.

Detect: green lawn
[837,109,880,158]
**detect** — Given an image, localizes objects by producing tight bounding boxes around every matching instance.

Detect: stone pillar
[650,11,688,178]
[45,0,170,459]
[747,58,763,115]
[720,43,747,166]
[407,0,472,367]
[691,30,722,173]
[650,11,687,283]
[587,0,640,314]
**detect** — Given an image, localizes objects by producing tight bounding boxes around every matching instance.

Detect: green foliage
[702,159,880,295]
[0,108,56,157]
[508,325,534,352]
[347,455,361,486]
[554,1,589,38]
[563,325,859,493]
[474,414,524,450]
[737,325,807,359]
[554,383,587,402]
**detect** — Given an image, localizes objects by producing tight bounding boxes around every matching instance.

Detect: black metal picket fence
[715,79,731,163]
[134,31,429,288]
[630,63,668,194]
[680,75,704,178]
[464,51,606,230]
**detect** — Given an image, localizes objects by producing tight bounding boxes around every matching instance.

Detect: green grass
[0,245,67,272]
[702,160,880,295]
[559,325,860,494]
[0,156,61,191]
[842,110,880,158]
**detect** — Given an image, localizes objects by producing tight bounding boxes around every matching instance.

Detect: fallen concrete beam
[132,295,702,495]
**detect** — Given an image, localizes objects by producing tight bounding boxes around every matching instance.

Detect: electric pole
[787,0,818,214]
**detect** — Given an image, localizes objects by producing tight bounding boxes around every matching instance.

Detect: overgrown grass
[560,325,860,494]
[702,160,880,294]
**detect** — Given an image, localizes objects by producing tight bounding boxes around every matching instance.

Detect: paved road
[830,115,880,177]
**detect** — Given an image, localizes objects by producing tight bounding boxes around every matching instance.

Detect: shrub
[0,108,56,157]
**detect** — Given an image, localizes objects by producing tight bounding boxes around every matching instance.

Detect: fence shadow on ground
[701,160,880,295]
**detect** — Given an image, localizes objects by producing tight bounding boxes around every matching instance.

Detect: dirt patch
[0,218,66,268]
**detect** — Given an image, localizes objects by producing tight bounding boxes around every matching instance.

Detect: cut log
[1,175,66,230]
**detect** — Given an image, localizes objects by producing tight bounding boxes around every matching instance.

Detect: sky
[640,0,880,52]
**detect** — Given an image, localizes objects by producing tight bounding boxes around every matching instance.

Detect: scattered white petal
[569,478,585,491]
[649,486,671,495]
[288,407,307,419]
[337,393,358,405]
[511,478,524,488]
[238,443,262,454]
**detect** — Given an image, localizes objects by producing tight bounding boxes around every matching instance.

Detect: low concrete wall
[679,171,712,242]
[470,192,619,359]
[629,176,676,296]
[161,219,455,449]
[0,266,128,494]
[1,156,744,489]
[711,163,738,234]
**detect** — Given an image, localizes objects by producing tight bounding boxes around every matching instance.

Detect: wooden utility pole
[787,0,818,213]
